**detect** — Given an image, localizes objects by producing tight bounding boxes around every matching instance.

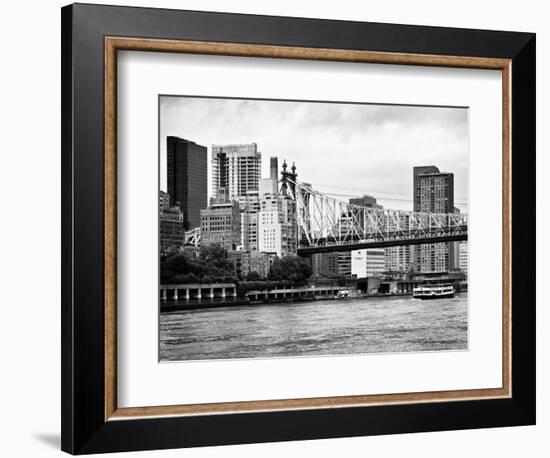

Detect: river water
[159,293,468,361]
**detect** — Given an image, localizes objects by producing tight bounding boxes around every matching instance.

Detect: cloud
[159,96,468,212]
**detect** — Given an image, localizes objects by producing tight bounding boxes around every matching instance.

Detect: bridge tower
[280,160,298,198]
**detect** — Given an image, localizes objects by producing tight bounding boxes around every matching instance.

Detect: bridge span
[281,170,468,255]
[297,232,467,255]
[182,168,469,256]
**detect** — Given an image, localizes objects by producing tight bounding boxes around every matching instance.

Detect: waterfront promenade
[159,280,467,312]
[160,283,351,312]
[160,283,237,301]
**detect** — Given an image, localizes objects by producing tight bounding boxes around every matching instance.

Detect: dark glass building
[166,137,207,230]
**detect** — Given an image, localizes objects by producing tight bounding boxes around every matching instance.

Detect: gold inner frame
[104,37,512,421]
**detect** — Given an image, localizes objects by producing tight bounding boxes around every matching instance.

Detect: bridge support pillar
[221,287,226,298]
[185,288,190,300]
[173,289,178,301]
[161,289,167,301]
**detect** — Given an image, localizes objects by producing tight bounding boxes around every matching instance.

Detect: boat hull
[414,292,455,300]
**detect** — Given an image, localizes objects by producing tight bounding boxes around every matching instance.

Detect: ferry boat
[336,290,350,300]
[413,283,455,300]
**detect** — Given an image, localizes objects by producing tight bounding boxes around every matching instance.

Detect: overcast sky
[159,96,468,212]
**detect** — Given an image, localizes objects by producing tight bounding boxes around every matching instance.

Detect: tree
[171,273,200,284]
[198,244,234,275]
[199,244,227,266]
[160,244,236,284]
[268,255,312,284]
[162,253,190,276]
[245,271,263,281]
[160,268,174,284]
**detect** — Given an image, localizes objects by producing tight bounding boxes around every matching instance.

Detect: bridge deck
[297,233,467,255]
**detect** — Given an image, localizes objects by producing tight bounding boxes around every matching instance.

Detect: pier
[160,283,349,302]
[160,283,237,301]
[245,285,348,302]
[159,283,353,312]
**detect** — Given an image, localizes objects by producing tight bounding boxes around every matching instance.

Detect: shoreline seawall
[160,291,417,313]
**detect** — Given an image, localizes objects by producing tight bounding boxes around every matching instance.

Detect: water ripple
[160,294,468,361]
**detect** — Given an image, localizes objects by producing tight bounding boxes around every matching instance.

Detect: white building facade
[257,190,297,258]
[352,248,386,278]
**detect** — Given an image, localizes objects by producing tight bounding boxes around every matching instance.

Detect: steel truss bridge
[181,173,468,256]
[282,178,468,256]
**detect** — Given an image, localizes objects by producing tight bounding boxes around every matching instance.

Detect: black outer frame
[61,3,536,454]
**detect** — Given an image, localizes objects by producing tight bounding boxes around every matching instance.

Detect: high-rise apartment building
[211,143,261,200]
[258,192,297,258]
[166,136,207,230]
[413,166,454,213]
[385,246,412,272]
[239,190,260,254]
[413,165,455,273]
[159,191,185,255]
[200,193,241,251]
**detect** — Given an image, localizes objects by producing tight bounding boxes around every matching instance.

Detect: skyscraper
[166,136,207,230]
[413,165,455,272]
[211,143,261,200]
[413,166,454,213]
[270,156,279,181]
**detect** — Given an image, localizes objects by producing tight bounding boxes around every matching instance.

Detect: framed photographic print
[61,3,536,454]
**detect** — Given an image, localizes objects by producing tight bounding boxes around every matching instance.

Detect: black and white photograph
[1,0,542,456]
[158,95,469,362]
